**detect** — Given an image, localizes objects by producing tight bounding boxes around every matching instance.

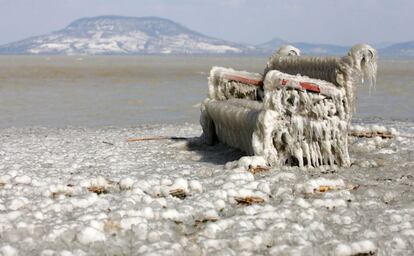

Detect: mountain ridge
[0,16,252,55]
[0,15,412,57]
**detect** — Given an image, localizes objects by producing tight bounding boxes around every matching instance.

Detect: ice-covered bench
[200,44,377,167]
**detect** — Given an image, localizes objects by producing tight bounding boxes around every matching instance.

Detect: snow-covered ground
[0,121,414,255]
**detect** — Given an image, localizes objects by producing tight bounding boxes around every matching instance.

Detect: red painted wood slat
[299,82,321,93]
[224,74,263,86]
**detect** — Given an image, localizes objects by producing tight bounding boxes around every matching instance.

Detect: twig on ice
[127,136,187,142]
[88,186,108,195]
[349,131,394,139]
[169,188,187,199]
[248,165,270,174]
[235,196,265,205]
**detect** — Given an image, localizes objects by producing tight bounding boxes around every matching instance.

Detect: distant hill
[259,39,350,56]
[0,15,412,57]
[257,37,287,51]
[380,41,414,58]
[0,16,253,55]
[259,39,414,58]
[289,42,348,55]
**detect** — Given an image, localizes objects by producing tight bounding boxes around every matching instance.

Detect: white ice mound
[0,245,18,256]
[334,240,377,256]
[77,226,106,245]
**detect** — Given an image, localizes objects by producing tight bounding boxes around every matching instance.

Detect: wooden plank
[223,74,263,86]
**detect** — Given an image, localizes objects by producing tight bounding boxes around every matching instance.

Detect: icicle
[301,141,311,167]
[200,45,377,168]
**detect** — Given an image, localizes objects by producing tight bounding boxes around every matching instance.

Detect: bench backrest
[265,44,378,114]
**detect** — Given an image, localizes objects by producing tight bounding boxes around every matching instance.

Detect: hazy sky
[0,0,413,45]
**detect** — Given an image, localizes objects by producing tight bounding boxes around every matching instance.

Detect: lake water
[0,56,413,128]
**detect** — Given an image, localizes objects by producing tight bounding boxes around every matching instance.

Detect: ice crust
[266,44,377,112]
[202,67,351,167]
[208,67,263,101]
[201,45,378,169]
[0,122,413,255]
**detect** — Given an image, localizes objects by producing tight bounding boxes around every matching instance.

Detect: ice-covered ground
[0,121,414,255]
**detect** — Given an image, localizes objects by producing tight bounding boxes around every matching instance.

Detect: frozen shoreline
[0,122,414,255]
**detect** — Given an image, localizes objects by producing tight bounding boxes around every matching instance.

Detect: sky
[0,0,413,46]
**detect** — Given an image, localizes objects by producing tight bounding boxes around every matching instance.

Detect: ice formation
[263,44,301,76]
[201,44,378,167]
[0,122,413,255]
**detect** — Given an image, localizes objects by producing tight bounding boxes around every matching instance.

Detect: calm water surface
[0,56,413,128]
